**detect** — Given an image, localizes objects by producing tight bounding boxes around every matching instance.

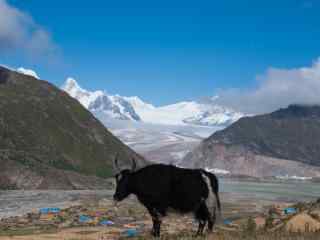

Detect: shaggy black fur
[113,164,221,237]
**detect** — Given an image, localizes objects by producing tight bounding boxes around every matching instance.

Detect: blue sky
[1,0,320,106]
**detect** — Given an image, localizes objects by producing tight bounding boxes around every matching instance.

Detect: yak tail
[204,170,222,220]
[214,190,222,219]
[211,176,221,220]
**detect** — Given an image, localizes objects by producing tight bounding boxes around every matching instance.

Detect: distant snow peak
[124,96,155,110]
[63,77,80,91]
[62,79,244,127]
[62,77,103,108]
[17,67,39,79]
[135,100,244,127]
[62,78,141,121]
[183,104,244,127]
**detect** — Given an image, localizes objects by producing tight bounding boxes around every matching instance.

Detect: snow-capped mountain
[62,78,140,121]
[61,78,244,127]
[17,67,39,79]
[130,100,243,126]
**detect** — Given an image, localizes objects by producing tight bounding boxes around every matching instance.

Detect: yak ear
[131,157,137,172]
[113,153,121,173]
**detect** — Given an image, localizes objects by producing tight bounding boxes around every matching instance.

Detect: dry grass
[123,231,320,240]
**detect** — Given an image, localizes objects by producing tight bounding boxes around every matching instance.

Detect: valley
[61,78,235,164]
[1,180,320,239]
[1,67,320,240]
[2,1,320,238]
[100,117,219,164]
[1,180,320,219]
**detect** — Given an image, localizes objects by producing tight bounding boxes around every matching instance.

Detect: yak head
[113,154,137,202]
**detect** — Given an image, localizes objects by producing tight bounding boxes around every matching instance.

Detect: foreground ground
[0,193,320,240]
[0,228,319,240]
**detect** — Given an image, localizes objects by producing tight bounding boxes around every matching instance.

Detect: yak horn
[131,157,137,172]
[113,154,121,172]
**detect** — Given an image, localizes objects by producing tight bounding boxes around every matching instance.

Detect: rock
[286,213,320,232]
[310,209,320,220]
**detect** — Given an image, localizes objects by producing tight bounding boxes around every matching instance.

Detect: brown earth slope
[182,105,320,178]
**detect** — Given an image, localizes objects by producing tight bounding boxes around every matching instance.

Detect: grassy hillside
[0,66,145,189]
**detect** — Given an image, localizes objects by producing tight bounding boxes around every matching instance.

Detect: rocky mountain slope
[182,105,320,178]
[0,66,144,189]
[62,78,244,127]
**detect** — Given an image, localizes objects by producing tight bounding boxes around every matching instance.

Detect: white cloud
[17,67,39,79]
[215,58,320,114]
[0,0,57,58]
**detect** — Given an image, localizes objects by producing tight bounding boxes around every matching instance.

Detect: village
[0,195,320,240]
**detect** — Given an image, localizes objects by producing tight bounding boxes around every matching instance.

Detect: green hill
[0,66,145,189]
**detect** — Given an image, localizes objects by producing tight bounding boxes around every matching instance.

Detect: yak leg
[207,206,216,232]
[152,216,162,237]
[147,207,162,237]
[196,219,207,236]
[195,203,209,236]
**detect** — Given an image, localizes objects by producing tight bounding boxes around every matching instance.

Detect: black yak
[113,157,221,237]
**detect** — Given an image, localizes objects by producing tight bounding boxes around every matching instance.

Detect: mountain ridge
[182,104,320,178]
[0,66,145,189]
[62,78,244,127]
